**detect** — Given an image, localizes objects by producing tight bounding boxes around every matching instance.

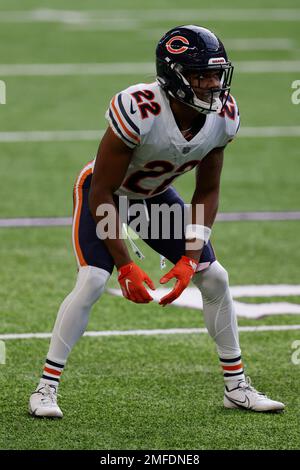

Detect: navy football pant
[72,164,216,274]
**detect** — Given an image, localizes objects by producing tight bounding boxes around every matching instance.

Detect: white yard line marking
[0,130,104,142]
[0,127,299,143]
[142,34,296,50]
[224,38,295,50]
[230,285,300,297]
[0,217,73,227]
[239,127,300,137]
[0,61,300,76]
[217,212,300,221]
[108,287,300,319]
[1,213,300,228]
[237,61,300,72]
[1,324,300,341]
[0,63,154,76]
[0,9,300,24]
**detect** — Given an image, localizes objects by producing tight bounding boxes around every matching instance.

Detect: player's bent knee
[192,261,229,292]
[74,266,110,306]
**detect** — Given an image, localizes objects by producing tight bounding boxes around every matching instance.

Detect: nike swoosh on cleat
[30,408,40,418]
[130,101,137,114]
[225,394,251,409]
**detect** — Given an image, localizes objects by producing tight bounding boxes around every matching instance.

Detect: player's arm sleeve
[105,92,141,149]
[219,95,240,146]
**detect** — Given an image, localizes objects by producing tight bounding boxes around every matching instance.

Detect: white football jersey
[103,81,240,199]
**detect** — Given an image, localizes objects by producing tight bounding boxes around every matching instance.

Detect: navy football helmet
[156,25,233,114]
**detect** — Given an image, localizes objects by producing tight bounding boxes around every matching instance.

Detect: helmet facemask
[157,60,234,114]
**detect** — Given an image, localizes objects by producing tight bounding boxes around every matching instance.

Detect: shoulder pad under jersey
[217,94,240,146]
[105,82,160,148]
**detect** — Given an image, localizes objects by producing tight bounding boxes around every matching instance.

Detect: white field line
[0,61,300,76]
[142,34,296,50]
[0,130,103,142]
[217,212,300,221]
[0,127,300,143]
[0,9,300,23]
[1,324,300,341]
[0,63,155,76]
[107,287,300,318]
[0,217,73,227]
[239,127,300,137]
[0,130,103,143]
[223,38,295,50]
[237,61,300,72]
[1,212,300,228]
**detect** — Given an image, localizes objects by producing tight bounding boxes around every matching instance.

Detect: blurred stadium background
[0,0,300,450]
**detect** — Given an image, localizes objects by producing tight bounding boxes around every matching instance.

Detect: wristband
[185,224,212,244]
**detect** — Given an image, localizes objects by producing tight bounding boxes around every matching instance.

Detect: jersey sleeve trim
[108,109,137,148]
[117,94,140,135]
[110,94,140,147]
[218,94,240,146]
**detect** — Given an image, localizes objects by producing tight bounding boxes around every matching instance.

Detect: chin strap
[169,65,222,114]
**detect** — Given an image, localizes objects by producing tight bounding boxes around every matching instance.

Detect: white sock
[39,358,65,389]
[42,266,110,384]
[193,261,245,386]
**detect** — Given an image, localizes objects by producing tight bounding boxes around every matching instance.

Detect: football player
[29,25,284,417]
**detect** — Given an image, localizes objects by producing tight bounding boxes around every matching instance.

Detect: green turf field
[0,0,300,451]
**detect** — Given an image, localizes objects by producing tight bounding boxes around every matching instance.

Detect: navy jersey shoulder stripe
[108,109,136,147]
[117,93,140,135]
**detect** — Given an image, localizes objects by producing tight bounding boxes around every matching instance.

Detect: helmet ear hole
[156,25,234,114]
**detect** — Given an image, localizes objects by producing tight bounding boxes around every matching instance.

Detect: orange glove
[159,255,198,306]
[118,261,155,304]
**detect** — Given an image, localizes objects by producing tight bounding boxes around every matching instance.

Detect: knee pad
[74,266,110,307]
[192,261,229,295]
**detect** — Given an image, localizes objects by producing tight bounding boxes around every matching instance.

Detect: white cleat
[29,384,63,418]
[224,377,285,412]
